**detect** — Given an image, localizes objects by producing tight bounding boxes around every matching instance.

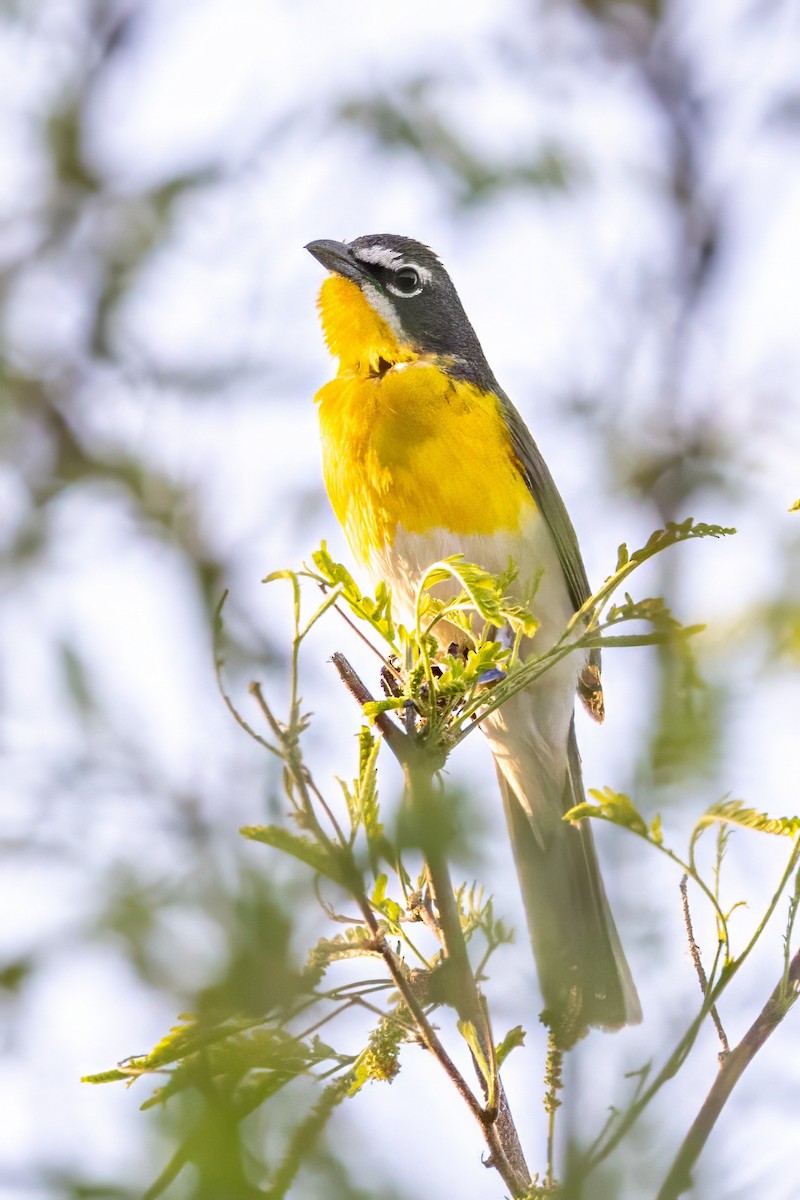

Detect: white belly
[362,508,584,744]
[354,508,588,844]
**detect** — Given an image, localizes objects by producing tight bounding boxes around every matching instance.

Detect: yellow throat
[314,275,534,566]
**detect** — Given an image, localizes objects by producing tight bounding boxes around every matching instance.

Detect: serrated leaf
[595,521,736,619]
[84,1015,299,1097]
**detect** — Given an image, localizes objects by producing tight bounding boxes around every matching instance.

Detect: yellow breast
[315,360,535,566]
[317,275,414,374]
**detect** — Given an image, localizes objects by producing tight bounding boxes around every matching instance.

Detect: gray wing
[499,391,604,723]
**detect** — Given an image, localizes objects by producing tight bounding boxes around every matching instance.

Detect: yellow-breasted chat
[306,233,641,1048]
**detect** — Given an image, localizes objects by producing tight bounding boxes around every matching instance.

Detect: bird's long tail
[497,719,641,1049]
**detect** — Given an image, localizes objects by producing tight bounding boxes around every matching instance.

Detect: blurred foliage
[2,0,800,1197]
[86,548,800,1199]
[339,80,577,206]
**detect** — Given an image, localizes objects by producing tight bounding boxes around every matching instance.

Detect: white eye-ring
[387,266,424,298]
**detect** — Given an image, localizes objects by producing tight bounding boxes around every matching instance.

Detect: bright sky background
[2,1,800,1198]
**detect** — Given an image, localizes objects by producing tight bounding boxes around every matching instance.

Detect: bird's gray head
[306,233,496,388]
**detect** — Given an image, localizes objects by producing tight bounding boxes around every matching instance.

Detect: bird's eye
[389,266,422,296]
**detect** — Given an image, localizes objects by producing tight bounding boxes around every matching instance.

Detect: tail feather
[499,719,641,1048]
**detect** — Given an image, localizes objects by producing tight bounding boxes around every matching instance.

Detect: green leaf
[261,568,302,637]
[457,1019,495,1107]
[380,898,404,923]
[629,519,737,567]
[595,631,702,649]
[692,801,800,849]
[83,1014,327,1105]
[263,568,298,586]
[141,1017,259,1071]
[350,1014,406,1093]
[369,873,402,923]
[649,814,664,846]
[585,520,736,627]
[306,927,377,974]
[336,776,357,837]
[363,696,406,718]
[241,825,345,883]
[81,1067,134,1085]
[789,499,800,513]
[495,1025,526,1069]
[309,544,397,647]
[352,727,386,875]
[416,555,537,639]
[358,725,376,779]
[566,787,650,839]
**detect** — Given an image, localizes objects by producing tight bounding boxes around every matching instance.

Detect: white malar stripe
[361,280,405,339]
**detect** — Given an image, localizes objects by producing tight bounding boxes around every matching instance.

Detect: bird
[305,232,641,1048]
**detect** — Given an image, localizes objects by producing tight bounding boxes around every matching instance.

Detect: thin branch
[330,651,409,754]
[331,650,531,1197]
[351,895,503,1152]
[329,594,399,673]
[656,947,800,1200]
[543,1033,564,1189]
[293,1002,359,1044]
[401,760,531,1195]
[247,679,287,745]
[679,875,729,1059]
[407,888,444,943]
[213,593,281,757]
[248,680,348,849]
